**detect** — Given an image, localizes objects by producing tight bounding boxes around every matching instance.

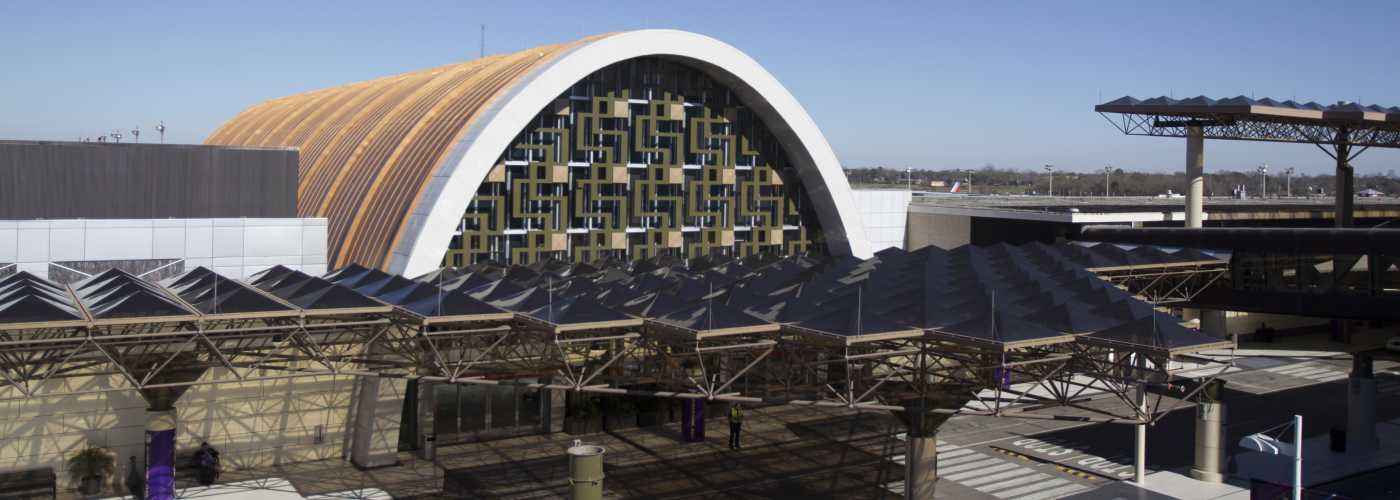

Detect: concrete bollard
[568,439,606,500]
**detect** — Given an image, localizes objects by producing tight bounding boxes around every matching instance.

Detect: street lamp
[130,127,140,144]
[1283,167,1294,197]
[1103,165,1113,197]
[1256,164,1269,198]
[156,121,166,144]
[1044,165,1055,196]
[906,167,912,192]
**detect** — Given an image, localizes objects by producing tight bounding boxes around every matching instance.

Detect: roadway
[897,352,1400,499]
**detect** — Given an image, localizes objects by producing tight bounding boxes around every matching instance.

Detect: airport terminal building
[206,29,870,275]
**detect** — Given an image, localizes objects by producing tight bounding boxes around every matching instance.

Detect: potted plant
[67,446,115,496]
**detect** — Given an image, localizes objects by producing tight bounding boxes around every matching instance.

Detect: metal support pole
[1134,379,1147,484]
[1293,414,1303,500]
[1185,126,1205,228]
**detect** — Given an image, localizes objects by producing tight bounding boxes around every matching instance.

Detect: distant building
[0,140,327,282]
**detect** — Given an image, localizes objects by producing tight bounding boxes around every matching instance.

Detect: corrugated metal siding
[0,141,297,219]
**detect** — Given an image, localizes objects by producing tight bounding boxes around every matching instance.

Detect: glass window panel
[518,379,543,428]
[1379,255,1400,295]
[433,384,459,436]
[491,385,516,429]
[459,385,487,432]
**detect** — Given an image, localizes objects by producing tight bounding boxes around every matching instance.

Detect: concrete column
[145,410,178,500]
[1134,383,1147,484]
[1200,309,1228,339]
[905,435,937,500]
[1190,379,1227,483]
[350,375,408,469]
[1347,354,1377,450]
[1336,153,1354,228]
[1186,126,1205,228]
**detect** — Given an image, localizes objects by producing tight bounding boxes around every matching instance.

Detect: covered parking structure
[0,243,1234,498]
[1096,95,1400,228]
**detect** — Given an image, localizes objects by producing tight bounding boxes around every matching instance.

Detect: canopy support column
[1190,379,1227,483]
[1347,353,1377,451]
[1185,126,1205,228]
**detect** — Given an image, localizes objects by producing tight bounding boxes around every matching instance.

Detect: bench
[0,467,56,500]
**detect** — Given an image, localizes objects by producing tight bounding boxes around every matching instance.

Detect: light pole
[1044,165,1054,196]
[131,127,140,144]
[906,167,912,192]
[1103,165,1113,196]
[1283,167,1294,197]
[1257,164,1269,198]
[156,121,166,144]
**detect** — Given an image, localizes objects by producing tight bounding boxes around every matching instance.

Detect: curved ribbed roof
[206,35,610,269]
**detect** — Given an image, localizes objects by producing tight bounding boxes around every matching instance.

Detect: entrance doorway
[433,378,547,442]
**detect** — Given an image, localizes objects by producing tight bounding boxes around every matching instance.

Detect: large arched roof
[207,30,869,275]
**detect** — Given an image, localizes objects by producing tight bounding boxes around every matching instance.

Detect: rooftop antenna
[110,131,123,143]
[131,127,141,143]
[156,121,166,144]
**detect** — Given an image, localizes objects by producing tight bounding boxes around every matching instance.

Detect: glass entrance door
[433,378,547,442]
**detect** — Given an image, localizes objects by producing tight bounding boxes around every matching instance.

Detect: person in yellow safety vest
[728,404,744,449]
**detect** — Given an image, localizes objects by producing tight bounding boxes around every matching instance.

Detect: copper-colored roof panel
[205,35,607,269]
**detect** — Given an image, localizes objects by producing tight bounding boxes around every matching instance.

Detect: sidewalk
[81,404,899,499]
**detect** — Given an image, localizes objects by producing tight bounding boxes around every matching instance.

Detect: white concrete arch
[390,29,869,276]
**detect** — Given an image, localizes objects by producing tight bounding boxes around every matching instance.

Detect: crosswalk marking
[993,478,1071,498]
[887,438,1092,500]
[975,472,1049,493]
[1263,362,1351,384]
[943,462,1021,481]
[938,448,976,459]
[1014,483,1090,500]
[939,457,1006,475]
[961,467,1039,487]
[939,453,992,467]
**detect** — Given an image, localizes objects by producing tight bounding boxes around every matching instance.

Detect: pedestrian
[728,404,744,449]
[126,456,144,499]
[195,441,220,486]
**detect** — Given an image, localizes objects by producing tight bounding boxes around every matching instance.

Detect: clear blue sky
[4,0,1399,175]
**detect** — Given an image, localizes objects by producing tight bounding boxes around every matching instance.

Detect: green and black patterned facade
[444,58,823,266]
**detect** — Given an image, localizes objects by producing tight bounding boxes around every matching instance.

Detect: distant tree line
[844,165,1400,197]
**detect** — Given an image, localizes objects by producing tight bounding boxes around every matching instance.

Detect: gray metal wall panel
[0,141,298,219]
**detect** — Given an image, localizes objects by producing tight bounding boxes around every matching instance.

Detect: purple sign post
[680,398,705,442]
[145,411,177,500]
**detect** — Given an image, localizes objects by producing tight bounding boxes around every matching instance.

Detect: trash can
[568,440,606,500]
[422,434,436,460]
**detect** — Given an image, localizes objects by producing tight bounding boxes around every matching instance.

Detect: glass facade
[433,378,548,442]
[444,57,823,266]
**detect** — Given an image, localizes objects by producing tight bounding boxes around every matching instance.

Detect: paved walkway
[84,405,905,499]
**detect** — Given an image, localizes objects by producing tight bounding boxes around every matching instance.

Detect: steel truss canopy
[1096,95,1400,148]
[0,243,1234,424]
